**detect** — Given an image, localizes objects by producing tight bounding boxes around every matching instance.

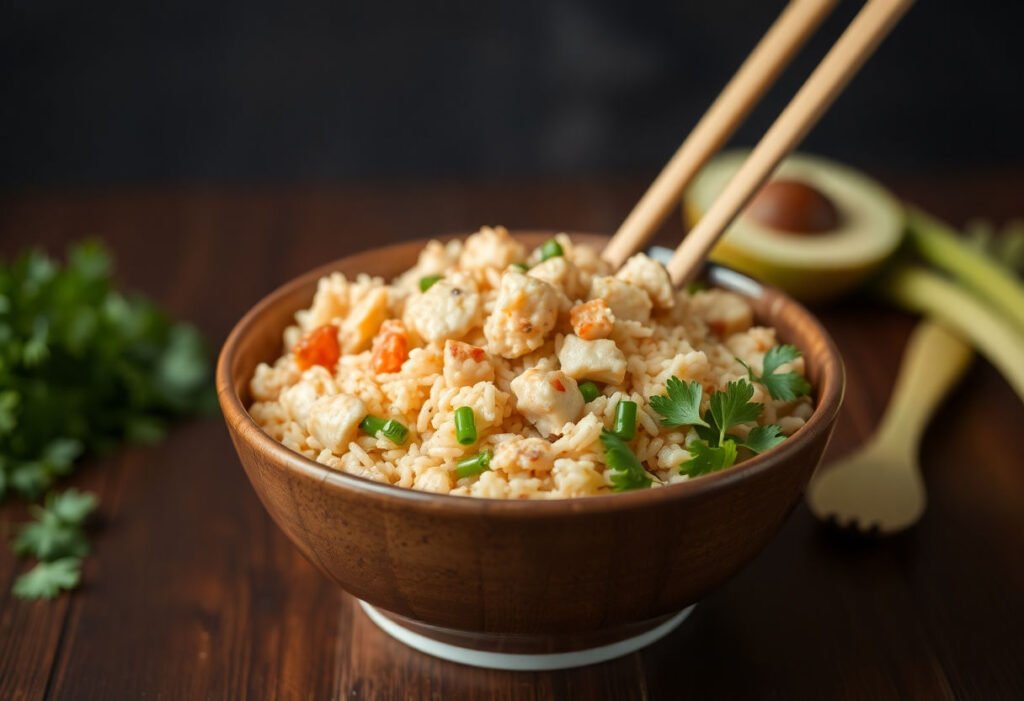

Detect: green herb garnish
[12,557,83,599]
[453,406,477,445]
[599,429,652,491]
[419,274,442,292]
[740,424,786,454]
[613,400,637,440]
[680,438,738,478]
[511,262,530,272]
[651,376,784,479]
[649,376,709,428]
[539,239,564,262]
[455,450,492,479]
[11,489,96,599]
[359,415,409,445]
[578,381,601,403]
[0,242,214,598]
[708,380,764,446]
[739,345,810,401]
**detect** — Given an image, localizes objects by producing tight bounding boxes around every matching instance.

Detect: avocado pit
[745,178,840,234]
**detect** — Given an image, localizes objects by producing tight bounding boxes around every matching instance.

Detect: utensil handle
[666,0,914,286]
[875,320,973,453]
[601,0,837,269]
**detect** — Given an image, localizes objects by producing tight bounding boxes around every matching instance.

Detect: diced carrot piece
[371,320,409,374]
[294,324,341,371]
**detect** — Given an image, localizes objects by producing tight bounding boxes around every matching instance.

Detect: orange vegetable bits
[293,324,341,371]
[371,320,409,374]
[569,299,615,340]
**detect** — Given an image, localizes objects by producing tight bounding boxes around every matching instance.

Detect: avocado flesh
[683,151,904,302]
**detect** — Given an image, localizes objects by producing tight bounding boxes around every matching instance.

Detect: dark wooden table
[1,175,1022,700]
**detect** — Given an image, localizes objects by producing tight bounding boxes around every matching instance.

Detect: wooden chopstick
[601,0,837,270]
[666,0,914,286]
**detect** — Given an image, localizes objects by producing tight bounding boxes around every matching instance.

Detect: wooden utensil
[601,0,836,269]
[658,0,913,286]
[806,320,973,534]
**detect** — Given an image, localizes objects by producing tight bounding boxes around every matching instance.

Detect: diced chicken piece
[306,273,349,327]
[616,253,675,309]
[557,334,627,384]
[566,240,612,276]
[527,256,587,300]
[661,350,710,385]
[491,437,555,474]
[306,394,367,454]
[443,340,494,387]
[404,273,481,343]
[569,299,615,340]
[484,271,560,359]
[589,276,652,323]
[704,290,754,338]
[341,287,389,353]
[459,226,527,273]
[278,367,338,426]
[415,239,461,276]
[510,368,583,437]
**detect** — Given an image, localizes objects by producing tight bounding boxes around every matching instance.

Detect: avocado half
[684,150,904,302]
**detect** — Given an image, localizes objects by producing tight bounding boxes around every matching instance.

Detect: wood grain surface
[1,175,1022,700]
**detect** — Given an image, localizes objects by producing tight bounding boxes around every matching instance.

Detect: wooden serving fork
[806,320,973,534]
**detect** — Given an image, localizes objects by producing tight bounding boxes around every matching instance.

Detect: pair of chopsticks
[602,0,914,285]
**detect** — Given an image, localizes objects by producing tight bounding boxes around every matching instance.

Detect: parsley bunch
[1,242,214,597]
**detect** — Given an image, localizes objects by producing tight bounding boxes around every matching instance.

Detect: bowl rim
[217,233,845,517]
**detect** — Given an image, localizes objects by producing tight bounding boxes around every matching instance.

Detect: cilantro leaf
[13,558,82,599]
[13,515,89,561]
[680,439,738,478]
[741,345,811,401]
[48,488,97,525]
[12,489,96,561]
[708,380,762,445]
[600,429,652,491]
[649,376,708,428]
[740,424,786,454]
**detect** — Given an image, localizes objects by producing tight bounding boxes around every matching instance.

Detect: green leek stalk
[877,265,1024,402]
[905,207,1024,333]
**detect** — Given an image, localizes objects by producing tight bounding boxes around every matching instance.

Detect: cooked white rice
[249,227,813,499]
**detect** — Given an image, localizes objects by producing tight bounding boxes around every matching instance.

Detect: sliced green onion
[579,381,601,403]
[614,400,637,440]
[419,274,442,292]
[512,262,529,272]
[359,415,409,445]
[686,281,708,294]
[455,450,492,479]
[539,239,564,262]
[454,406,477,445]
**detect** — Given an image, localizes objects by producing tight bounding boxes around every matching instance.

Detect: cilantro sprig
[651,376,787,479]
[738,345,811,401]
[12,489,96,599]
[600,429,652,491]
[1,242,215,598]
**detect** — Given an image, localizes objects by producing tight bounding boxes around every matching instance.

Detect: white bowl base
[358,600,695,671]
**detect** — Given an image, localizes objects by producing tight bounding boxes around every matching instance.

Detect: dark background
[2,0,1022,188]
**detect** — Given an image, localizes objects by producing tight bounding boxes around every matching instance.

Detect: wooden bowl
[217,232,844,668]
